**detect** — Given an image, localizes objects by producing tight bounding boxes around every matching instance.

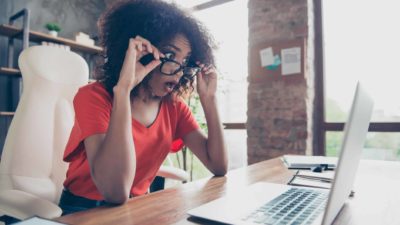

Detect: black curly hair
[95,0,216,98]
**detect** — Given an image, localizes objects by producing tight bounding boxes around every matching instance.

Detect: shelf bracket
[7,8,30,68]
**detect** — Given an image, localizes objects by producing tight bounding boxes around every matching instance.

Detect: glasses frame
[158,57,201,79]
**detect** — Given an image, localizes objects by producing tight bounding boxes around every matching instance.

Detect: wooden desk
[55,158,400,225]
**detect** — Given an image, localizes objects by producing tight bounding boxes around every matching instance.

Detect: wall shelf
[0,68,97,82]
[0,112,15,116]
[0,24,103,54]
[0,67,21,76]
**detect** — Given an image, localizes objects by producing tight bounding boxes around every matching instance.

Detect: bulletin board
[249,38,306,85]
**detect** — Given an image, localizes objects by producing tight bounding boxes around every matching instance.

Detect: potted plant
[45,22,61,37]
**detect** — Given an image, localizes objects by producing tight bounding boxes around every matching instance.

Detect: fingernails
[154,52,159,60]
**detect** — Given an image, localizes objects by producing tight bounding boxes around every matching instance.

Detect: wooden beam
[324,122,400,132]
[223,123,246,130]
[313,0,326,156]
[0,24,103,54]
[192,0,234,11]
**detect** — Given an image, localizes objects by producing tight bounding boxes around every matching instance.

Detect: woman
[59,0,227,215]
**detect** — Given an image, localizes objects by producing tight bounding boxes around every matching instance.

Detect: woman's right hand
[115,35,163,92]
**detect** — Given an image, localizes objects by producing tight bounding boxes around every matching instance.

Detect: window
[193,0,248,169]
[318,0,400,160]
[166,1,249,182]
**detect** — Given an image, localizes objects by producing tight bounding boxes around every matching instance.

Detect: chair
[0,45,189,222]
[152,154,189,192]
[152,139,189,192]
[0,45,89,221]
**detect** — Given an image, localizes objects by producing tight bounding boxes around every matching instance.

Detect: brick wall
[247,0,314,164]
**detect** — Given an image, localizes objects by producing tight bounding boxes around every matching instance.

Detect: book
[282,155,338,169]
[288,175,332,189]
[287,170,334,189]
[296,170,334,181]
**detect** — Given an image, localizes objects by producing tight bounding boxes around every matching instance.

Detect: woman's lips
[164,82,177,93]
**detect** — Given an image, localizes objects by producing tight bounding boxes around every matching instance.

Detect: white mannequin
[0,45,88,220]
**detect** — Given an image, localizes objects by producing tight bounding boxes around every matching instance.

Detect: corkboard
[249,38,306,85]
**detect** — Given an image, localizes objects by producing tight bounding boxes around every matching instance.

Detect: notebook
[187,82,374,225]
[14,216,67,225]
[282,155,337,169]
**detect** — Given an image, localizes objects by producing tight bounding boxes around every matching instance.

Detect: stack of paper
[296,170,334,181]
[41,41,71,51]
[282,155,338,169]
[288,170,335,189]
[289,176,331,189]
[74,32,95,46]
[14,216,67,224]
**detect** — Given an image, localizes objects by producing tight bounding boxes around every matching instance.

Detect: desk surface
[56,158,400,225]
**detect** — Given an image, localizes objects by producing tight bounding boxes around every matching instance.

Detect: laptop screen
[322,82,374,225]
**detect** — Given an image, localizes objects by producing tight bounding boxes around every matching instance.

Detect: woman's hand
[196,64,218,101]
[115,36,163,92]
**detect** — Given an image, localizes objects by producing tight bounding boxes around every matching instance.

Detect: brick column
[247,0,314,164]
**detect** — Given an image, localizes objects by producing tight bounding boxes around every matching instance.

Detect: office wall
[0,0,107,109]
[247,0,315,164]
[0,0,107,156]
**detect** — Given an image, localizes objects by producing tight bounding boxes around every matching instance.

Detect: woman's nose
[175,70,184,80]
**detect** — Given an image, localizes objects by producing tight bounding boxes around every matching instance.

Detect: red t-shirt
[63,82,199,200]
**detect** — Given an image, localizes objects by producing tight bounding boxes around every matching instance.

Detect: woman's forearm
[91,87,136,203]
[201,96,228,175]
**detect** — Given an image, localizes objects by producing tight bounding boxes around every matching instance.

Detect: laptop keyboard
[242,188,328,225]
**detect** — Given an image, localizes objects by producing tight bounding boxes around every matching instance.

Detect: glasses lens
[183,67,200,78]
[160,61,180,75]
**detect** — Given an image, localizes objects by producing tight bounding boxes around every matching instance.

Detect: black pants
[149,176,165,193]
[59,177,166,216]
[0,215,19,225]
[58,189,111,216]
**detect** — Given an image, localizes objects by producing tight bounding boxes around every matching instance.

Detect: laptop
[188,82,374,225]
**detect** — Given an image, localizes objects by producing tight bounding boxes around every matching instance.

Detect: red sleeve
[171,139,184,152]
[74,84,112,138]
[63,83,112,161]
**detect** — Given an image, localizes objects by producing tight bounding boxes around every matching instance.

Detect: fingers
[130,35,164,60]
[197,62,216,75]
[119,36,163,90]
[143,59,162,75]
[133,35,153,58]
[196,62,217,88]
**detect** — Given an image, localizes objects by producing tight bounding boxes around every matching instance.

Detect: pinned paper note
[259,47,274,67]
[281,47,301,75]
[266,54,281,71]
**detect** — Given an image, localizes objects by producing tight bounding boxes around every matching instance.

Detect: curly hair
[95,0,216,98]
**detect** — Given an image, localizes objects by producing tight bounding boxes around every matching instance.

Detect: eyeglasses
[159,57,201,79]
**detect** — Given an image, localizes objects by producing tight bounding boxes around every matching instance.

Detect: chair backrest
[0,46,88,203]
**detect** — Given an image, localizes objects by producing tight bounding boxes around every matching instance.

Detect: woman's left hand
[196,63,218,100]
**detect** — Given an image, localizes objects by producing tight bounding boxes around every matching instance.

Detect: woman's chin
[158,87,174,97]
[151,90,169,98]
[149,83,176,98]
